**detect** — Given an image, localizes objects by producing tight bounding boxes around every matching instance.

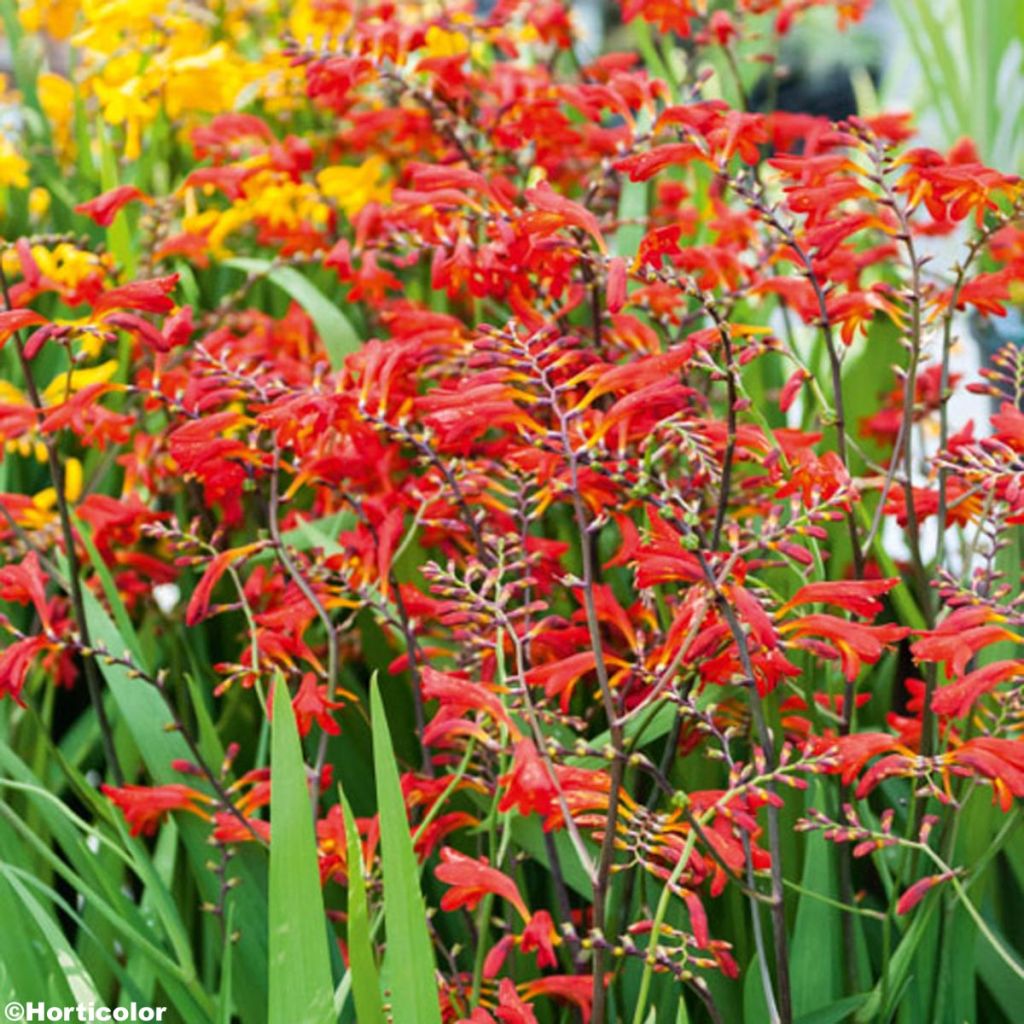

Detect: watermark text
[4,1004,167,1022]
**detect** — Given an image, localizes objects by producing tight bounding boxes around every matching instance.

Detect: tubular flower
[100,783,213,836]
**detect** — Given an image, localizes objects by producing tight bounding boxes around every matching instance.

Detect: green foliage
[371,677,442,1024]
[268,678,336,1024]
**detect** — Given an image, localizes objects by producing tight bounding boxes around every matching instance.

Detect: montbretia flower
[101,783,212,837]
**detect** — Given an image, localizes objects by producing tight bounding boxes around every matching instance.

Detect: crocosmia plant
[1,1,1023,1022]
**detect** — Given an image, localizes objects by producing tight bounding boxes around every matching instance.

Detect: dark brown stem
[732,179,864,577]
[535,339,623,1019]
[934,203,1018,564]
[695,545,792,1024]
[267,448,339,807]
[0,264,123,785]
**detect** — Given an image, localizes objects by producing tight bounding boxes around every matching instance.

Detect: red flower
[185,542,267,626]
[779,578,898,619]
[526,651,597,711]
[498,739,558,817]
[92,274,179,315]
[435,847,530,921]
[494,979,539,1024]
[519,910,559,968]
[779,615,910,680]
[931,660,1024,718]
[211,811,271,844]
[0,552,53,630]
[896,872,954,915]
[912,608,1022,677]
[0,308,46,349]
[949,737,1024,810]
[422,666,513,731]
[0,635,50,705]
[524,180,607,254]
[829,732,908,786]
[519,975,598,1023]
[291,671,345,737]
[75,185,151,227]
[101,783,211,836]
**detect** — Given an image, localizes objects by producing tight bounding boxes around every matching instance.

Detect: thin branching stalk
[267,447,339,808]
[695,545,793,1024]
[0,262,124,785]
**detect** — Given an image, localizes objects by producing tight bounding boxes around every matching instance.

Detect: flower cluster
[2,1,1024,1022]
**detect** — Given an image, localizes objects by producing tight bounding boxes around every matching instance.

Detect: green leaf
[371,676,442,1024]
[74,514,147,671]
[95,119,136,279]
[742,949,771,1024]
[977,921,1024,1021]
[855,892,941,1023]
[78,585,270,1024]
[340,789,386,1024]
[0,871,56,1003]
[795,994,870,1024]
[0,801,214,1019]
[268,677,336,1024]
[224,258,360,369]
[0,865,102,1006]
[790,809,844,1016]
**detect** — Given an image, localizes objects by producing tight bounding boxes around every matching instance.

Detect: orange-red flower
[435,847,530,922]
[101,783,212,836]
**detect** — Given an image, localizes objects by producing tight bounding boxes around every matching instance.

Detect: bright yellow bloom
[317,156,392,219]
[18,0,78,38]
[423,26,470,58]
[0,135,29,188]
[33,457,84,512]
[41,359,120,406]
[183,169,332,257]
[37,73,76,162]
[28,187,51,220]
[5,243,113,294]
[162,45,254,120]
[92,75,159,161]
[289,0,352,47]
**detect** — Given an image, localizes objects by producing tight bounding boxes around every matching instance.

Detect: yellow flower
[423,26,470,58]
[41,359,120,406]
[162,44,250,119]
[92,74,158,161]
[317,156,392,219]
[289,0,352,47]
[0,135,29,188]
[33,457,83,512]
[19,0,78,39]
[27,243,113,293]
[29,187,51,220]
[73,0,167,54]
[37,73,76,162]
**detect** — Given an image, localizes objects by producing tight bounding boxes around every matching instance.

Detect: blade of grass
[75,514,147,670]
[339,788,386,1024]
[794,994,870,1024]
[370,676,442,1024]
[855,890,942,1023]
[789,799,844,1016]
[77,583,270,1023]
[0,870,53,1002]
[0,864,103,1006]
[218,900,236,1024]
[268,676,336,1024]
[0,800,215,1016]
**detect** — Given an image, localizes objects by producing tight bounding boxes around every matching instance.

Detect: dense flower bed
[1,2,1023,1022]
